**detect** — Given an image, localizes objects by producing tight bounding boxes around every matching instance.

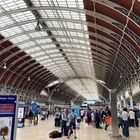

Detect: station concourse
[0,0,140,140]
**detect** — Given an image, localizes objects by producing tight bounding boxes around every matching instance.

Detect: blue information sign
[0,95,18,140]
[72,107,80,118]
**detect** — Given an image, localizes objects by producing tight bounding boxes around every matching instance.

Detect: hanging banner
[0,95,18,140]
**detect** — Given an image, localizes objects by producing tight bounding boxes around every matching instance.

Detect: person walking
[67,109,77,139]
[121,108,129,137]
[104,113,112,130]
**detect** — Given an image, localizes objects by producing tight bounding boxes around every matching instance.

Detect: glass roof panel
[0,0,27,11]
[0,16,14,27]
[10,35,29,44]
[0,0,99,99]
[1,27,22,37]
[11,11,35,22]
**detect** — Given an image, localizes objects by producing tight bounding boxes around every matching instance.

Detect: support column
[118,97,122,111]
[48,97,51,111]
[129,91,133,109]
[123,95,126,108]
[110,91,119,137]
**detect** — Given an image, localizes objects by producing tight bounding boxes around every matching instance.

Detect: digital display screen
[0,104,15,114]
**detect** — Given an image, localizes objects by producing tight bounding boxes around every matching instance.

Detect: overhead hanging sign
[0,95,18,140]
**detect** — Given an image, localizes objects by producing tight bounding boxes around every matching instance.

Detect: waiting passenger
[54,108,61,127]
[61,109,68,135]
[120,108,129,137]
[27,108,34,126]
[129,109,135,127]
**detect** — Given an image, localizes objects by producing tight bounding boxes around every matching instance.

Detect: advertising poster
[0,95,18,140]
[18,108,24,119]
[17,108,25,128]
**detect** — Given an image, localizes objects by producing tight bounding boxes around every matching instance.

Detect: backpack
[49,131,62,138]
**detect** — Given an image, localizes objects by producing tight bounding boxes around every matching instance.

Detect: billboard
[0,95,18,140]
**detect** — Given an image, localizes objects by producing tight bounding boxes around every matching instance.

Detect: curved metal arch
[93,62,119,80]
[7,27,138,64]
[43,77,59,88]
[3,16,139,55]
[0,32,136,88]
[95,0,140,36]
[0,56,29,83]
[15,66,47,90]
[1,59,34,90]
[93,60,127,88]
[93,59,128,83]
[29,71,54,86]
[0,29,137,74]
[11,29,136,65]
[0,2,139,28]
[91,44,133,75]
[1,11,138,49]
[28,74,57,91]
[0,44,16,54]
[20,70,54,91]
[2,29,136,72]
[10,63,40,87]
[0,53,29,83]
[5,60,38,85]
[92,53,131,82]
[93,42,136,73]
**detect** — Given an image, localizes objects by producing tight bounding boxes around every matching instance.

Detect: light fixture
[35,19,41,31]
[3,62,7,69]
[96,79,106,84]
[27,77,30,81]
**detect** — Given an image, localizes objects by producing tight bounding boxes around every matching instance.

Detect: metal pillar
[129,91,133,109]
[119,97,122,111]
[110,91,119,137]
[48,97,51,111]
[123,95,126,108]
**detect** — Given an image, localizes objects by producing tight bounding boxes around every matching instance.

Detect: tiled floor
[16,117,140,140]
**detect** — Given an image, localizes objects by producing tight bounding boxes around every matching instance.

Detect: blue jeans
[122,120,129,137]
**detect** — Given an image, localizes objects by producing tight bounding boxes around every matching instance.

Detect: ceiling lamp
[27,77,31,81]
[35,19,41,31]
[3,62,7,69]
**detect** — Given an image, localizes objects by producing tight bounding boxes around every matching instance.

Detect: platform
[16,117,140,140]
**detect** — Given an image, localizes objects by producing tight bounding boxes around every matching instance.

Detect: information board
[0,95,18,140]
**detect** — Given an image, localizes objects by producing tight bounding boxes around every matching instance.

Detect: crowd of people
[21,106,140,139]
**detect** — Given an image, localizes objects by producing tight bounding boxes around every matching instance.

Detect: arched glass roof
[0,0,140,100]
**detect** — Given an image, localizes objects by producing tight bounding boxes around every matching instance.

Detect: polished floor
[16,117,140,140]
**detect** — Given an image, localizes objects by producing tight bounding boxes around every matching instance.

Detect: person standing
[54,108,61,127]
[67,109,77,139]
[87,108,92,125]
[121,108,129,137]
[27,108,34,126]
[80,109,85,122]
[94,110,102,128]
[129,109,135,127]
[61,109,67,135]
